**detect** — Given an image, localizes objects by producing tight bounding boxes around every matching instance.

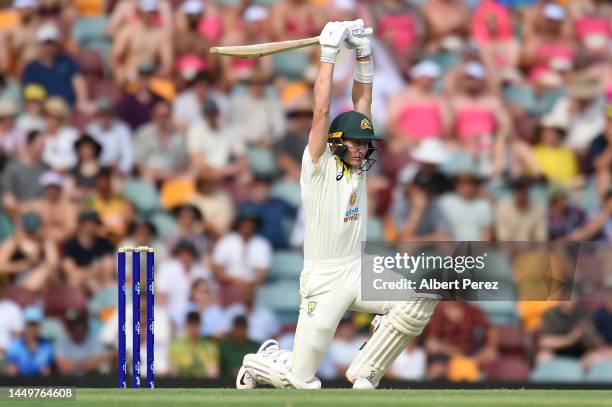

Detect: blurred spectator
[224,285,280,343]
[328,317,364,378]
[588,104,612,196]
[269,0,324,41]
[569,0,611,57]
[0,0,41,75]
[157,239,212,329]
[169,311,220,378]
[172,71,212,132]
[1,130,47,214]
[41,97,78,171]
[495,177,547,241]
[167,203,208,257]
[0,299,24,356]
[55,308,111,375]
[21,170,77,244]
[226,68,285,148]
[87,167,133,241]
[187,99,248,179]
[387,340,427,381]
[438,170,493,241]
[594,299,612,349]
[387,60,451,145]
[218,315,260,378]
[0,211,59,291]
[0,98,25,156]
[68,134,103,199]
[239,175,297,249]
[212,210,272,305]
[61,209,115,291]
[548,186,587,240]
[86,98,134,175]
[425,302,499,381]
[107,0,173,38]
[275,94,312,181]
[116,62,164,130]
[134,100,188,183]
[21,23,91,111]
[16,84,47,133]
[110,0,172,84]
[5,306,53,376]
[546,71,605,152]
[422,0,471,53]
[189,172,235,239]
[537,300,602,368]
[187,278,226,339]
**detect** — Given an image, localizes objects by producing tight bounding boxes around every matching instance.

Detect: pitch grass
[21,388,611,407]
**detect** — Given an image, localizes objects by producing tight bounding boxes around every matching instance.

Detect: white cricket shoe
[353,378,375,389]
[235,339,280,389]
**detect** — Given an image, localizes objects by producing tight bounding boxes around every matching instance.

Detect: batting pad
[346,298,439,387]
[243,351,321,389]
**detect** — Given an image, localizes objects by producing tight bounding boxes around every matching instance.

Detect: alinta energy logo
[344,192,359,223]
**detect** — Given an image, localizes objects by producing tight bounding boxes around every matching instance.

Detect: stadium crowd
[0,0,611,383]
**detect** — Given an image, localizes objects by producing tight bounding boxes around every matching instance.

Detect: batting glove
[343,19,372,58]
[319,21,348,64]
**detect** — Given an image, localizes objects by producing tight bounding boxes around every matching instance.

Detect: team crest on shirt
[349,192,357,207]
[360,118,373,130]
[307,301,317,313]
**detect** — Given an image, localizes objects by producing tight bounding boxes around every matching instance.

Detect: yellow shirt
[532,145,578,185]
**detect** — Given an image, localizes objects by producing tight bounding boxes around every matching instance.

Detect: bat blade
[210,36,320,58]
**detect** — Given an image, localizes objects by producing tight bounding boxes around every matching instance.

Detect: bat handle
[363,27,374,36]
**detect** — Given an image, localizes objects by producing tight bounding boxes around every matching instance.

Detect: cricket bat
[209,28,373,58]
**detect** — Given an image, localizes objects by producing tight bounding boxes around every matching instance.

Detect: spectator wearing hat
[157,239,213,329]
[55,308,111,375]
[269,0,324,41]
[169,310,220,378]
[0,299,24,357]
[1,130,48,214]
[438,165,493,241]
[21,23,92,111]
[134,100,188,183]
[187,99,248,179]
[422,0,471,54]
[16,84,47,133]
[189,172,235,239]
[174,0,222,45]
[172,71,214,132]
[218,315,260,379]
[546,71,605,152]
[41,96,79,171]
[21,170,77,244]
[61,209,115,292]
[119,218,166,266]
[67,134,103,199]
[0,98,25,156]
[2,0,41,75]
[109,0,172,84]
[0,211,59,292]
[5,306,53,376]
[449,61,512,176]
[85,98,134,175]
[166,203,209,258]
[115,62,165,131]
[86,167,133,241]
[387,60,451,145]
[107,0,173,38]
[495,176,547,241]
[212,209,272,306]
[588,104,612,197]
[547,186,587,241]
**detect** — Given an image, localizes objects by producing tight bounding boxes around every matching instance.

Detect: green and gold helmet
[328,111,380,178]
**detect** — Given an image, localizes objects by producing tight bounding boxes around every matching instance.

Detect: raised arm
[308,22,348,164]
[345,20,373,119]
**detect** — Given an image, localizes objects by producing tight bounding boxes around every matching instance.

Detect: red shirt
[425,302,490,355]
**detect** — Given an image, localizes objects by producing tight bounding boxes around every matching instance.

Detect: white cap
[410,60,441,79]
[243,5,268,22]
[36,24,60,42]
[543,3,565,21]
[13,0,39,9]
[39,171,64,187]
[464,61,486,79]
[334,0,356,11]
[138,0,159,12]
[411,139,450,165]
[182,0,203,15]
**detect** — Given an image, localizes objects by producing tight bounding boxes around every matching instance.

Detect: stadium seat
[268,250,303,281]
[367,217,385,241]
[585,361,612,383]
[150,212,178,239]
[0,213,13,241]
[485,357,530,381]
[271,180,301,208]
[256,280,300,313]
[43,286,87,319]
[121,178,160,217]
[272,49,309,80]
[39,317,66,342]
[0,285,38,307]
[71,17,111,62]
[474,301,519,325]
[247,147,278,176]
[497,324,527,355]
[531,357,585,382]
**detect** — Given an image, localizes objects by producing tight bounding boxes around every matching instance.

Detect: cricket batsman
[236,20,438,390]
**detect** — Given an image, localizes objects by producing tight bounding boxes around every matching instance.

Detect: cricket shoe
[353,378,376,389]
[235,339,280,389]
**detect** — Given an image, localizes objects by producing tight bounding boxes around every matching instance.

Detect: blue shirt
[6,337,54,376]
[22,55,79,106]
[239,199,297,249]
[595,307,612,345]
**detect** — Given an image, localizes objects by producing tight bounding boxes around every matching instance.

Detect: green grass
[18,389,612,407]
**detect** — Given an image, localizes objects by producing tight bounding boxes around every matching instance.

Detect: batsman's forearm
[308,62,334,160]
[352,56,373,118]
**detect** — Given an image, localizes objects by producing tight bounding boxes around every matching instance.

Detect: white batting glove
[343,19,372,58]
[319,21,348,64]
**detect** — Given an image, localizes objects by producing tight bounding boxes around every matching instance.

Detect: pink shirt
[378,14,417,52]
[398,102,443,140]
[456,107,496,139]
